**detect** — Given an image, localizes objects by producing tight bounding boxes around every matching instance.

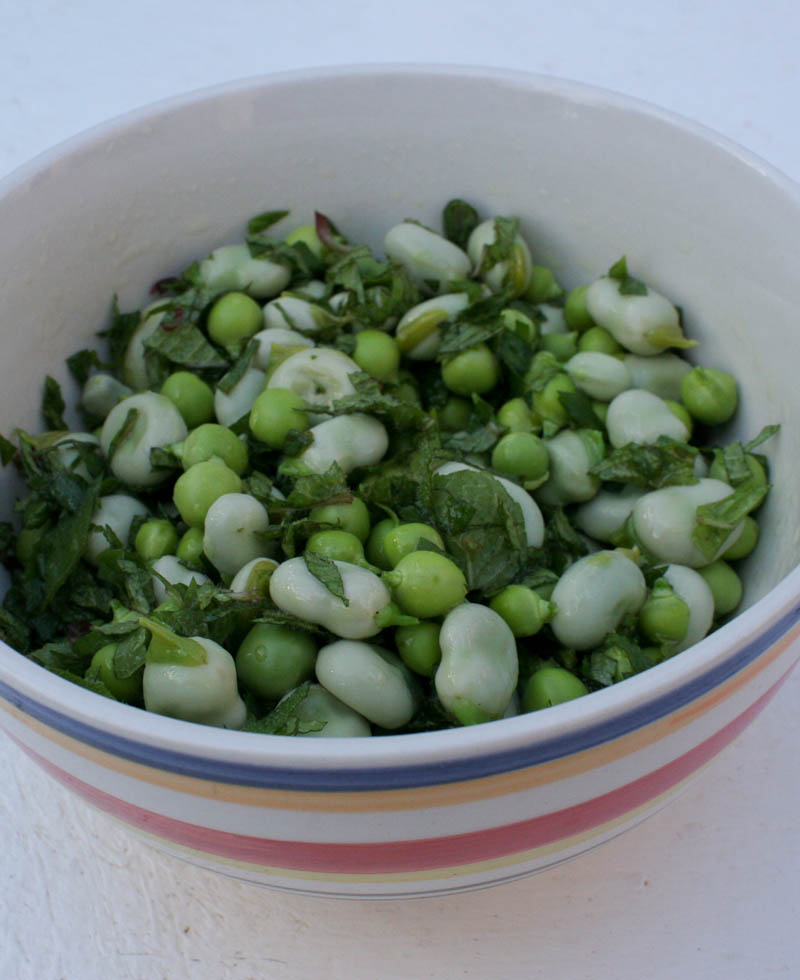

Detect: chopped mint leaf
[302,551,349,606]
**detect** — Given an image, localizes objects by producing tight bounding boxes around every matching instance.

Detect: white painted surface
[2,1,799,976]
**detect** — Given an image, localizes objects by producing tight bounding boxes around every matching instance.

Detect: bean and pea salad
[0,201,776,736]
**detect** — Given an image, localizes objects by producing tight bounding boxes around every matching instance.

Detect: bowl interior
[1,65,798,733]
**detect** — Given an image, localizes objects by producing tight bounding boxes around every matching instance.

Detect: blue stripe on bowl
[2,602,799,792]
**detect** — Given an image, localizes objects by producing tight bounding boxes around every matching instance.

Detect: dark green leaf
[99,297,142,366]
[66,349,108,386]
[216,337,258,395]
[0,433,16,466]
[247,209,291,236]
[476,217,519,274]
[442,198,479,249]
[282,428,314,457]
[558,390,603,429]
[242,682,323,735]
[283,464,350,509]
[692,482,770,560]
[42,376,67,431]
[143,320,228,370]
[35,481,101,608]
[330,372,427,431]
[430,468,527,594]
[590,438,698,489]
[744,424,780,453]
[105,407,139,464]
[0,606,30,652]
[302,551,349,606]
[607,256,648,296]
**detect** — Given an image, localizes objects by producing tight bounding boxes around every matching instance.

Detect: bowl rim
[1,62,799,782]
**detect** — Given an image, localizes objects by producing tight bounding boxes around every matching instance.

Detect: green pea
[88,644,144,704]
[353,329,401,382]
[522,666,588,711]
[383,522,444,568]
[497,397,533,432]
[489,585,554,637]
[578,325,623,356]
[207,291,263,350]
[309,496,371,542]
[395,622,442,677]
[531,372,576,432]
[249,387,310,450]
[437,396,473,432]
[563,284,595,332]
[441,344,500,396]
[306,529,366,564]
[285,224,325,258]
[638,578,691,644]
[525,265,563,303]
[539,331,578,362]
[697,560,743,617]
[364,517,398,570]
[160,371,215,428]
[181,422,249,474]
[722,515,759,560]
[680,366,738,425]
[172,458,242,527]
[491,432,549,484]
[134,519,179,561]
[176,526,205,565]
[236,623,317,701]
[383,551,467,618]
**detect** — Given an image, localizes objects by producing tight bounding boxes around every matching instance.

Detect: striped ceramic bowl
[1,66,799,898]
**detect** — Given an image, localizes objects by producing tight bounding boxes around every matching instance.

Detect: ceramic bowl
[1,65,799,899]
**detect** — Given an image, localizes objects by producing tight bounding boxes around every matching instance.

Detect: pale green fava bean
[722,515,759,560]
[623,352,691,401]
[638,577,691,646]
[585,276,693,355]
[306,530,366,565]
[435,603,519,726]
[631,478,742,567]
[173,459,242,527]
[263,296,338,335]
[285,683,372,738]
[550,550,647,650]
[203,492,271,579]
[572,486,644,543]
[85,494,149,564]
[564,351,632,402]
[353,329,401,382]
[150,555,212,605]
[88,644,143,703]
[384,221,471,290]
[534,429,604,507]
[297,414,389,475]
[134,519,178,561]
[496,397,534,433]
[662,564,716,651]
[489,585,554,637]
[383,551,467,619]
[229,556,279,596]
[236,623,317,701]
[82,373,133,420]
[605,389,690,448]
[100,392,188,489]
[214,366,267,428]
[269,557,391,639]
[315,640,418,729]
[142,623,246,729]
[441,344,500,396]
[207,291,263,350]
[365,517,397,570]
[252,326,314,370]
[180,422,249,473]
[394,292,470,360]
[266,347,359,410]
[199,243,291,299]
[563,284,595,332]
[680,366,738,425]
[466,218,532,296]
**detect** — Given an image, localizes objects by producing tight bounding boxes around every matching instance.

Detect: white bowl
[1,65,799,898]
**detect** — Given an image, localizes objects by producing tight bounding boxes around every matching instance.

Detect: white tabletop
[2,2,799,978]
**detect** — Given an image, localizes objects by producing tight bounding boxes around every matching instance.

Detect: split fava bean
[435,603,519,725]
[315,640,418,729]
[297,413,389,475]
[269,557,392,639]
[266,347,359,410]
[550,550,647,650]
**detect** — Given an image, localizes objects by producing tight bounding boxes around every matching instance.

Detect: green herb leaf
[692,482,769,560]
[0,606,30,652]
[143,320,228,370]
[590,437,698,489]
[242,681,324,735]
[430,468,527,594]
[330,372,427,431]
[744,424,780,453]
[302,551,349,606]
[35,480,101,608]
[42,376,67,431]
[442,199,479,249]
[216,337,258,395]
[66,349,109,386]
[99,297,142,366]
[247,209,291,237]
[607,255,648,296]
[476,217,519,275]
[283,463,350,509]
[0,433,16,466]
[558,389,603,429]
